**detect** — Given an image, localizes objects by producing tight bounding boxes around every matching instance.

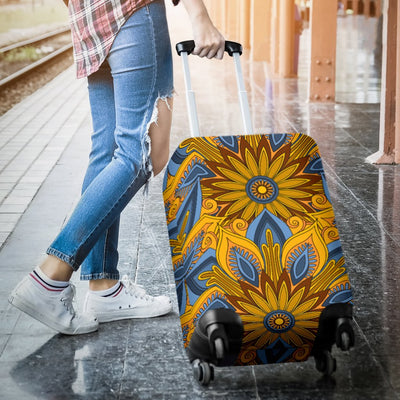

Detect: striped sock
[29,267,69,294]
[90,281,123,298]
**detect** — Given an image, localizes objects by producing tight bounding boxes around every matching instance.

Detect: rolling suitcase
[162,40,355,385]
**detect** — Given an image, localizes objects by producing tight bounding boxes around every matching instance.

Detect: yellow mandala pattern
[163,134,352,365]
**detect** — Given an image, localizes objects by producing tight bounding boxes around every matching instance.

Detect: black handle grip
[176,40,243,57]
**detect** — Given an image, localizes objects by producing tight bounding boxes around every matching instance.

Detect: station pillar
[308,0,337,102]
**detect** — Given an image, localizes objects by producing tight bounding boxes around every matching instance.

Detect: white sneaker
[9,275,99,335]
[83,275,172,323]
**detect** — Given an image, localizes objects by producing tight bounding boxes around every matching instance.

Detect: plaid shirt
[69,0,179,79]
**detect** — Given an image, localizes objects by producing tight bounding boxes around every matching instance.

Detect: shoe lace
[60,283,76,316]
[121,275,152,301]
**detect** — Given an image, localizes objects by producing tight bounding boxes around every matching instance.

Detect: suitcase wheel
[314,350,337,376]
[192,359,214,386]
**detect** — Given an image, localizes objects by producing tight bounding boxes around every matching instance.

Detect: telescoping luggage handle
[176,40,254,137]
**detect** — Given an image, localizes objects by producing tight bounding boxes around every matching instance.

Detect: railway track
[0,26,73,89]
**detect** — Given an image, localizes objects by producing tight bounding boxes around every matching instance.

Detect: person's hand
[182,0,225,59]
[191,15,225,59]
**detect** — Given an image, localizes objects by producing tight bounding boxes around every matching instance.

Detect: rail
[0,26,73,89]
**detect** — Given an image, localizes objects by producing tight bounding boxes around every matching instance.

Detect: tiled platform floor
[1,7,399,400]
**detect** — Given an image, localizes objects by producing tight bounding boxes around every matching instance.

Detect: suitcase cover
[163,133,353,366]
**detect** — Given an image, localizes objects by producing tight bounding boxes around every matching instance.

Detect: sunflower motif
[201,134,323,224]
[235,274,325,349]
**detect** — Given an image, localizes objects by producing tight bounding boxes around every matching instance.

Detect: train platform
[0,5,399,400]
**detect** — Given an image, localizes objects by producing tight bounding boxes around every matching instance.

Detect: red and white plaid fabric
[68,0,179,79]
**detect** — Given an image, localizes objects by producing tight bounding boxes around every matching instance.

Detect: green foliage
[2,46,42,62]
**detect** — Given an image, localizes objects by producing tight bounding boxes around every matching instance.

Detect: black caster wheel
[315,350,337,376]
[192,359,214,386]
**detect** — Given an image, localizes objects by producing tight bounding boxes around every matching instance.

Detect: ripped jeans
[46,0,173,280]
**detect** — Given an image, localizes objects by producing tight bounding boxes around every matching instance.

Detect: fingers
[215,46,225,60]
[192,39,225,59]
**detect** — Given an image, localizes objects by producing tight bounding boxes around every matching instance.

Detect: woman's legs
[39,94,173,288]
[88,94,173,291]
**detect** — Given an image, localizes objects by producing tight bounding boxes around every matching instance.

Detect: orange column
[279,0,296,77]
[264,0,273,64]
[359,0,363,13]
[375,0,382,17]
[309,0,337,102]
[239,0,251,50]
[235,0,241,41]
[271,0,280,74]
[367,0,399,164]
[225,0,238,40]
[345,0,355,12]
[250,0,270,61]
[364,0,371,17]
[395,0,400,163]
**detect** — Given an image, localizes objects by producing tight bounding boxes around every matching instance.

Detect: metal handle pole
[233,52,254,135]
[181,52,201,137]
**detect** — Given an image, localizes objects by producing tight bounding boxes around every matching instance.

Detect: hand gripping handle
[176,40,253,137]
[176,40,243,57]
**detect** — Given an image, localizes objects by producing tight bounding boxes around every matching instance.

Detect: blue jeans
[47,0,173,280]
